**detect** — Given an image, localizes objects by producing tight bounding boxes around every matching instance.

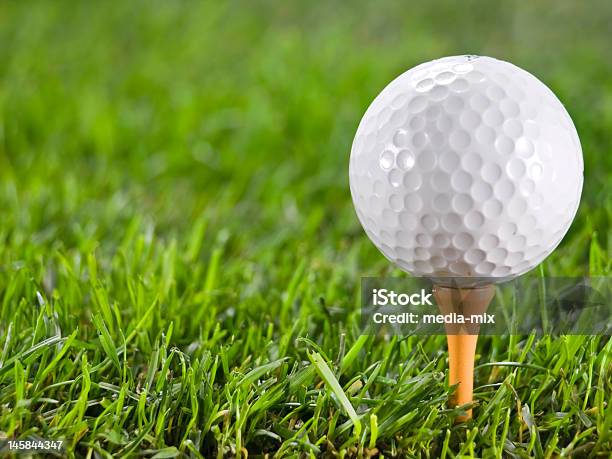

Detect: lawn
[0,0,610,457]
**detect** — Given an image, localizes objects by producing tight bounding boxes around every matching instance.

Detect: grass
[0,0,611,457]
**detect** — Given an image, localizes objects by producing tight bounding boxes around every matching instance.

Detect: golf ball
[349,55,583,281]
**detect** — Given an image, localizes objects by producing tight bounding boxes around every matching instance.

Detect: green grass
[0,0,611,457]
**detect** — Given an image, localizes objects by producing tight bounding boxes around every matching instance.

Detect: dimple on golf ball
[349,55,583,280]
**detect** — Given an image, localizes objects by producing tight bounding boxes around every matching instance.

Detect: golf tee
[433,284,495,422]
[446,333,478,421]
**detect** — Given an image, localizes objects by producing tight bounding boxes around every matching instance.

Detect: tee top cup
[349,55,583,419]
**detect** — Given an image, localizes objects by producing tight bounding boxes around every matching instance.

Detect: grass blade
[308,351,361,437]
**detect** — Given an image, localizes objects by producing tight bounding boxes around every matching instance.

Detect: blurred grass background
[0,0,610,457]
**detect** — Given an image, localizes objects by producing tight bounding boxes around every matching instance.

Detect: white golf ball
[349,55,583,281]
